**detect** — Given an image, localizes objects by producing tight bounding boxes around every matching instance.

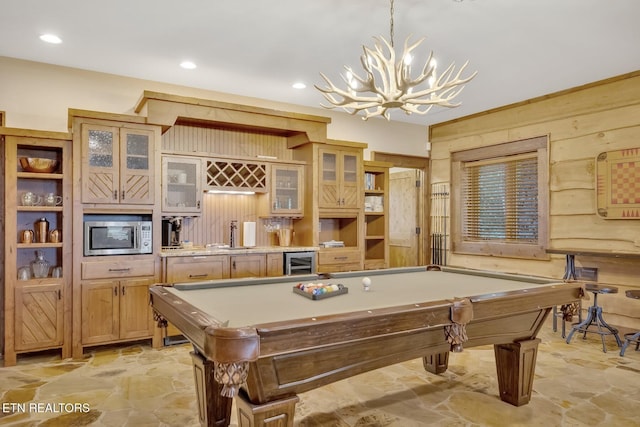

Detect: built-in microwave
[84,220,153,256]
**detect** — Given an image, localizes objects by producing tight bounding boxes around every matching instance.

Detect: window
[451,136,548,259]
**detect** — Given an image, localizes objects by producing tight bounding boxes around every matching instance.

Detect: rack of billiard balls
[293,282,348,300]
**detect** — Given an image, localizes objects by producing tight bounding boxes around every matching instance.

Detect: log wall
[429,71,640,329]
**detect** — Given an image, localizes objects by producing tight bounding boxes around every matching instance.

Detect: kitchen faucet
[230,220,238,248]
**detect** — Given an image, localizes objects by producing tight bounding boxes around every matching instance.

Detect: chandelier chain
[389,0,395,48]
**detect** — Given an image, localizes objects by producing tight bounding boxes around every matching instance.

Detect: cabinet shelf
[365,235,385,240]
[17,172,64,180]
[17,206,64,212]
[167,182,196,187]
[17,242,64,249]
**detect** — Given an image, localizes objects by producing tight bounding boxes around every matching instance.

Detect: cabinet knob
[113,190,118,200]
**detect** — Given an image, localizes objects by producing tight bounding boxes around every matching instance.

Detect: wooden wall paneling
[550,189,595,216]
[550,126,640,163]
[549,159,594,191]
[429,72,640,330]
[163,125,294,160]
[430,72,640,141]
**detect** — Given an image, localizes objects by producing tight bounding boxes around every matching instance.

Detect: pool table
[150,266,583,427]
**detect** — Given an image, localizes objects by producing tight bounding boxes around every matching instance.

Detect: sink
[205,243,230,249]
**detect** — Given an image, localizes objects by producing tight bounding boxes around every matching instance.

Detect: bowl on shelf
[19,157,60,173]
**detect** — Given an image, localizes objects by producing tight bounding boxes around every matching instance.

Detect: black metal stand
[566,287,622,353]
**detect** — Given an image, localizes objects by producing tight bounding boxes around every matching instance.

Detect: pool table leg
[191,351,233,427]
[423,352,450,374]
[493,338,541,406]
[236,392,299,427]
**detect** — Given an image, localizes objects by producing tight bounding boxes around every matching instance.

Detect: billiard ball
[362,277,371,291]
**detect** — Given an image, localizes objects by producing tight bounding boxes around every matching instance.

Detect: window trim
[451,136,549,259]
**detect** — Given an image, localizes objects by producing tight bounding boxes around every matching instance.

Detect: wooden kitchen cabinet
[318,147,362,209]
[80,277,154,346]
[2,128,72,366]
[14,283,64,351]
[164,255,230,282]
[162,155,202,215]
[75,258,156,357]
[266,253,284,276]
[267,164,304,217]
[80,122,156,205]
[230,254,266,278]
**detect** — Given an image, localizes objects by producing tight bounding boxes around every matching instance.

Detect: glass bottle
[31,250,50,278]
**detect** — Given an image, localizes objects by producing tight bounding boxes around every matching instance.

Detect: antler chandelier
[315,0,477,121]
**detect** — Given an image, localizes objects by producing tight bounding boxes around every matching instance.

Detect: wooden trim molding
[451,136,549,260]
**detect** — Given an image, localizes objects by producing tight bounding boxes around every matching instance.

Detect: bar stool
[566,283,622,353]
[620,290,640,357]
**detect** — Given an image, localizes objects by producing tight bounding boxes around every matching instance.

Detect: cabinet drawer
[318,249,361,265]
[165,255,230,282]
[82,259,155,280]
[317,262,362,274]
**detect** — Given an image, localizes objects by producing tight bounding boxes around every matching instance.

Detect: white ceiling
[1,0,639,127]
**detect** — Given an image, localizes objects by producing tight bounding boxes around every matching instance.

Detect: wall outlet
[576,267,598,282]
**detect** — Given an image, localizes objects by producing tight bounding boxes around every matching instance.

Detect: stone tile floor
[1,318,639,426]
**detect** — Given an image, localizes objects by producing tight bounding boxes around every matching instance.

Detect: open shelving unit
[363,161,391,270]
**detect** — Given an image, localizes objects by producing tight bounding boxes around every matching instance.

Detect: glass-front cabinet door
[318,148,361,209]
[162,155,202,214]
[120,129,154,205]
[319,149,339,208]
[270,164,304,216]
[82,125,119,204]
[340,152,360,209]
[81,124,155,205]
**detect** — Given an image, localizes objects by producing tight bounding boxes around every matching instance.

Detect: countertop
[159,245,319,257]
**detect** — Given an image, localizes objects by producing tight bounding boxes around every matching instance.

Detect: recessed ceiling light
[292,82,306,89]
[180,61,197,70]
[40,34,62,44]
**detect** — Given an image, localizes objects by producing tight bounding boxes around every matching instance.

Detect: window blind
[462,154,538,243]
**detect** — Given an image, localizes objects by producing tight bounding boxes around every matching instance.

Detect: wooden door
[82,124,120,204]
[14,284,64,351]
[389,170,421,267]
[230,255,266,278]
[120,128,155,205]
[266,253,283,277]
[119,278,154,340]
[81,280,119,344]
